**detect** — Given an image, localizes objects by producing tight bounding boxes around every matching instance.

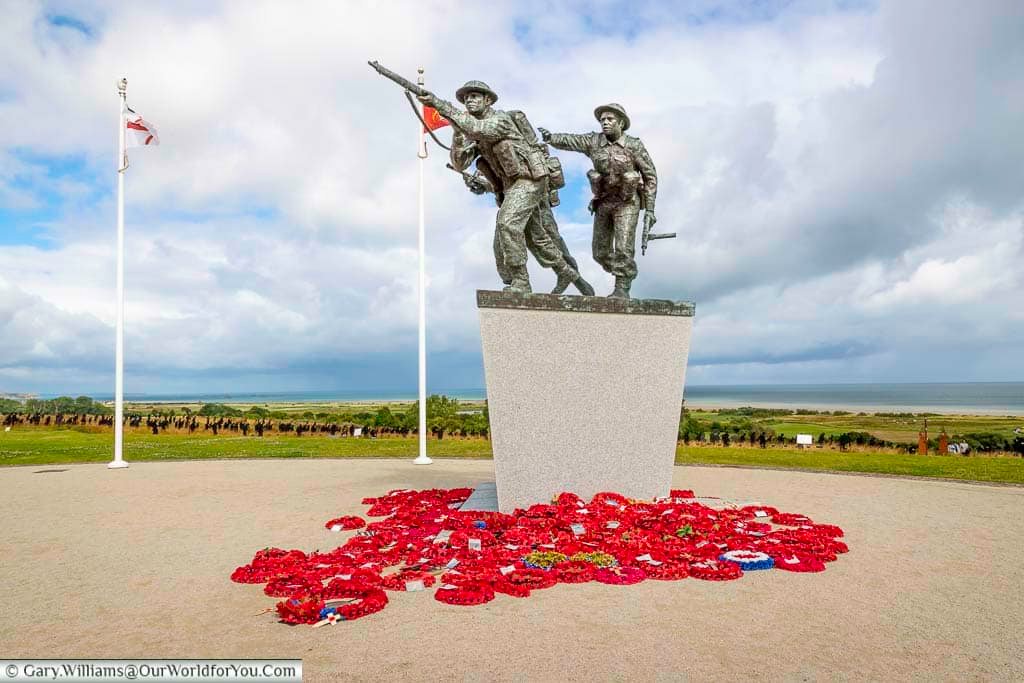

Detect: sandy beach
[2,459,1022,681]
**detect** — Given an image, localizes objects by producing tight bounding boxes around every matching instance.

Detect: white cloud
[0,276,110,369]
[1,0,1022,393]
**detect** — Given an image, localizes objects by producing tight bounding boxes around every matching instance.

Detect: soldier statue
[417,81,594,295]
[459,166,591,296]
[539,104,658,299]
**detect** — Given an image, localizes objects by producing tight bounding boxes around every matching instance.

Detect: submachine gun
[642,226,676,255]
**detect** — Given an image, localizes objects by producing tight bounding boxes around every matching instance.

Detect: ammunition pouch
[523,147,548,180]
[549,189,560,207]
[544,155,566,190]
[492,140,523,179]
[617,171,642,202]
[588,169,642,204]
[492,140,549,181]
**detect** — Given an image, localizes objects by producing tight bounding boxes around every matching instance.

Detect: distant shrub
[198,403,242,417]
[834,431,874,449]
[678,414,705,441]
[725,417,754,433]
[720,406,794,418]
[21,396,112,416]
[960,432,1006,453]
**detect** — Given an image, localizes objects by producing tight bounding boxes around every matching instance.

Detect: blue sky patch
[46,14,95,38]
[0,150,106,248]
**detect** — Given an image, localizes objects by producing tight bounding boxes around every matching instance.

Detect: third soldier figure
[419,81,594,295]
[540,104,657,299]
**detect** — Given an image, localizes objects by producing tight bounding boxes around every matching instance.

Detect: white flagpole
[413,67,432,466]
[109,78,129,469]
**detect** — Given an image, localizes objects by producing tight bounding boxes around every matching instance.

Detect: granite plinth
[478,291,695,512]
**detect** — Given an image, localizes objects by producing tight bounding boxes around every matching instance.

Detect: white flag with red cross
[125,107,159,147]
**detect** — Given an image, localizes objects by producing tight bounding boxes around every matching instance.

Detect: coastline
[684,401,1024,417]
[16,382,1024,418]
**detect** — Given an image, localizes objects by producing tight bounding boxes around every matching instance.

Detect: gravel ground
[1,459,1021,682]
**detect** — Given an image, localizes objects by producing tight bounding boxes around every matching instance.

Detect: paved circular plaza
[2,459,1021,681]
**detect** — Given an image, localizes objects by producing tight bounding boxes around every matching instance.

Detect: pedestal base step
[459,481,498,512]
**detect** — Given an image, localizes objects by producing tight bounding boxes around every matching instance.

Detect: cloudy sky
[1,0,1022,397]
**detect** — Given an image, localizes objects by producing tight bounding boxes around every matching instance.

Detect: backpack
[509,110,566,193]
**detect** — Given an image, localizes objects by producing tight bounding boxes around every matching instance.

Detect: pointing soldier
[418,81,593,295]
[539,104,657,299]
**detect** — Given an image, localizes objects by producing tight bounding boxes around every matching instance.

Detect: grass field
[3,426,1023,484]
[685,409,1023,444]
[674,445,1024,484]
[0,428,492,465]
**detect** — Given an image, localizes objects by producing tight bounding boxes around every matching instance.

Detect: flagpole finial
[118,78,127,96]
[417,67,424,87]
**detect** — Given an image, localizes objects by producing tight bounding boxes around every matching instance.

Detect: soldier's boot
[608,276,631,299]
[551,266,595,296]
[573,274,596,296]
[503,266,532,294]
[551,270,573,295]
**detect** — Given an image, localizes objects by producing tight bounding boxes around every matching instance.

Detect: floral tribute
[230,487,847,626]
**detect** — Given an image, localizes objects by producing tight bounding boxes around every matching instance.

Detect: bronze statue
[368,62,592,295]
[540,104,662,299]
[443,84,593,295]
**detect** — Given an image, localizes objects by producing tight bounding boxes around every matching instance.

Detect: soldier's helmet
[594,103,631,131]
[456,80,499,104]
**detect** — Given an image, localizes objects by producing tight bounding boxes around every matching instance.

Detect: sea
[35,382,1024,415]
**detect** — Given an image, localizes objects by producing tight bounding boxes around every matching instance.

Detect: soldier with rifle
[540,104,670,299]
[368,62,593,295]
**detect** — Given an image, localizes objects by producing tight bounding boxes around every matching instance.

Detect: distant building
[0,393,36,402]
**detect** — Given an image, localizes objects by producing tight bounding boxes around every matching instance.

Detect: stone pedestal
[477,291,695,513]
